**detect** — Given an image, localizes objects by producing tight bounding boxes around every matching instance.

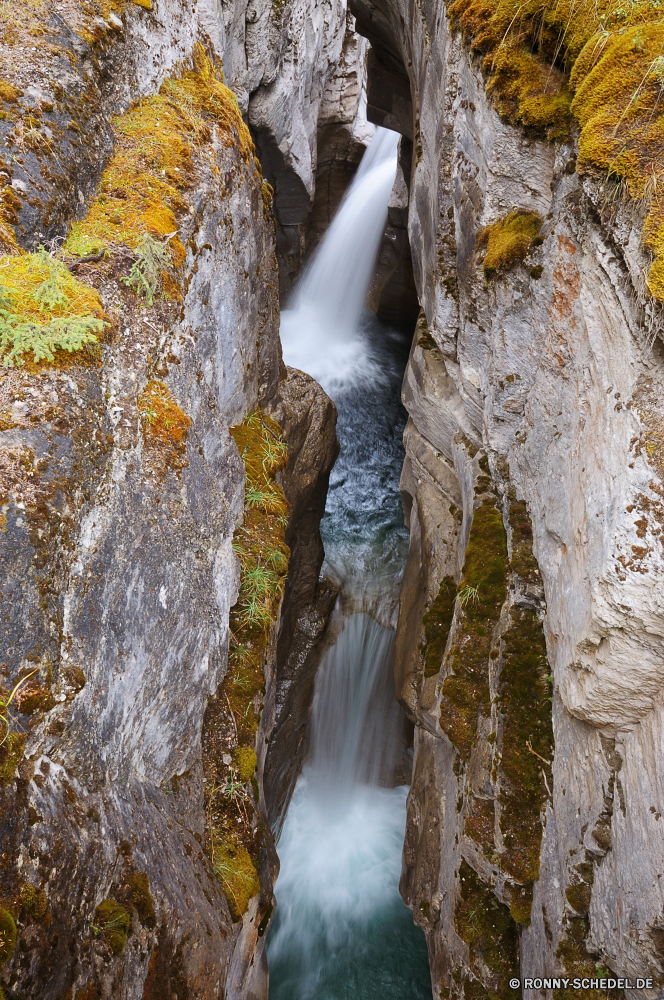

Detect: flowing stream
[267,128,432,1000]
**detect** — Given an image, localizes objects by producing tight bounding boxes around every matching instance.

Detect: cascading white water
[280,128,400,393]
[267,128,431,1000]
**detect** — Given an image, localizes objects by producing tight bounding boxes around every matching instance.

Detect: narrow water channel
[267,128,432,1000]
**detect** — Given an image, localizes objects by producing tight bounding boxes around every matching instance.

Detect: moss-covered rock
[19,882,48,920]
[93,899,130,956]
[454,860,519,1000]
[497,606,553,889]
[423,576,457,678]
[0,907,16,964]
[439,501,507,759]
[234,746,257,782]
[117,866,156,929]
[0,731,27,787]
[477,212,542,278]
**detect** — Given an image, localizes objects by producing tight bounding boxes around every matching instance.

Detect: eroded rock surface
[350,0,664,995]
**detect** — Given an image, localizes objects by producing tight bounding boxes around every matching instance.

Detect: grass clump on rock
[477,212,542,278]
[0,249,105,367]
[92,899,130,956]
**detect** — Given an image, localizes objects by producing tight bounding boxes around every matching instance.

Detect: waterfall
[280,128,400,394]
[267,128,431,1000]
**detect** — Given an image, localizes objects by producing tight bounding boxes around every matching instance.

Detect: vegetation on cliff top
[448,0,664,298]
[203,410,289,921]
[0,46,256,367]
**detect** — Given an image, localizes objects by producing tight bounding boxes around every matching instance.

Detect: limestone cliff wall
[351,0,664,996]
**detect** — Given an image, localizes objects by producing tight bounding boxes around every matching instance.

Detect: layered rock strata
[351,0,664,995]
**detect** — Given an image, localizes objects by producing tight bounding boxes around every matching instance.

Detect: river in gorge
[266,129,433,1000]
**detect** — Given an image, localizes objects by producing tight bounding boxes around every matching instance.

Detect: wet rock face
[351,0,664,994]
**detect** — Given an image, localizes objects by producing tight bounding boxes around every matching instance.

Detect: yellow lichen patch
[64,44,254,272]
[131,0,151,7]
[0,249,106,367]
[477,211,542,278]
[137,379,191,447]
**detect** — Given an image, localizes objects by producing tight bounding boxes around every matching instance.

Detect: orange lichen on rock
[138,379,191,447]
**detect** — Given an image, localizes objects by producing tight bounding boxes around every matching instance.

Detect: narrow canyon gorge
[0,0,663,997]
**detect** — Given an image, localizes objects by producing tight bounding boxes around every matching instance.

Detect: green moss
[554,929,622,1000]
[93,899,130,956]
[234,746,257,782]
[117,866,156,928]
[509,883,534,926]
[0,731,27,787]
[497,606,553,889]
[18,882,48,920]
[477,212,542,278]
[423,576,457,678]
[439,502,507,759]
[0,249,106,367]
[565,880,592,916]
[454,860,519,1000]
[0,908,16,964]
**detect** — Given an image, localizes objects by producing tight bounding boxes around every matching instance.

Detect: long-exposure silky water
[267,127,432,1000]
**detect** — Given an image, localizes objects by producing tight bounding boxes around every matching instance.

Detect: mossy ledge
[454,860,520,1000]
[439,500,508,760]
[203,410,289,921]
[447,0,664,299]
